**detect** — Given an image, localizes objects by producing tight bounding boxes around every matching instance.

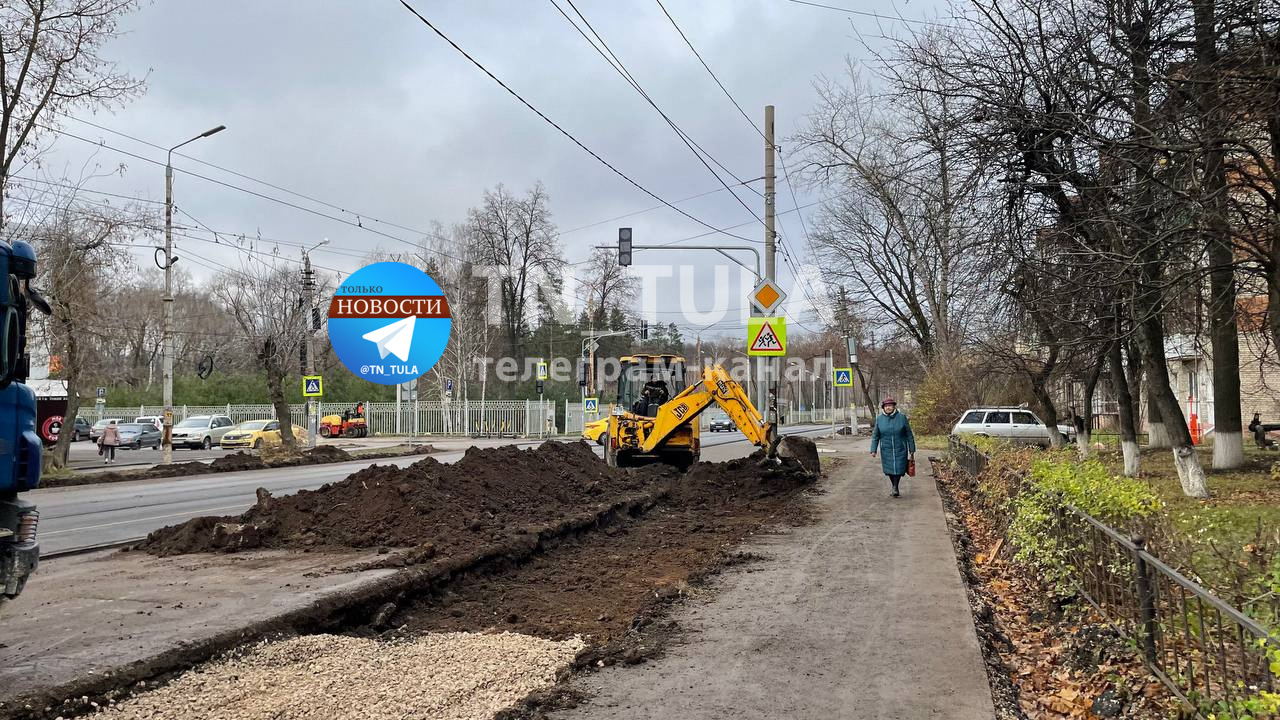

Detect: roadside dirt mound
[140,441,671,557]
[208,452,263,472]
[390,449,820,665]
[676,450,815,505]
[299,445,351,463]
[42,445,424,489]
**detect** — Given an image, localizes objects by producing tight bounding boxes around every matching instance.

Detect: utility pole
[301,242,325,448]
[763,104,777,424]
[162,124,225,465]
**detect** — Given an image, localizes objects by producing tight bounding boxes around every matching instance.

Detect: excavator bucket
[775,435,821,476]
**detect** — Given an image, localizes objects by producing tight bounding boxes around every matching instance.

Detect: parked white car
[170,415,236,449]
[134,415,163,431]
[951,407,1076,447]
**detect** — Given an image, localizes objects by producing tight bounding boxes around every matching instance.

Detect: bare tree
[798,66,995,364]
[465,183,565,358]
[0,0,143,227]
[21,198,145,468]
[579,247,637,327]
[890,0,1215,495]
[214,261,307,449]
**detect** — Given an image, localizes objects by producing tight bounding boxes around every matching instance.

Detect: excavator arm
[640,365,776,454]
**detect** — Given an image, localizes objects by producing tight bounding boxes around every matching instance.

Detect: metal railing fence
[949,436,1277,718]
[88,398,863,439]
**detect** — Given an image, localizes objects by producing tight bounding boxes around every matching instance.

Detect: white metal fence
[89,398,860,438]
[93,400,571,438]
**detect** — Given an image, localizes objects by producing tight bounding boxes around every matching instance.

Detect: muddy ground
[13,442,819,720]
[367,451,819,716]
[41,444,435,489]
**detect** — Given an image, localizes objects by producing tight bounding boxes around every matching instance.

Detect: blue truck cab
[0,237,42,601]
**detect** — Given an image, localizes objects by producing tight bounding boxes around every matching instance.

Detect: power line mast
[301,241,325,448]
[764,104,777,425]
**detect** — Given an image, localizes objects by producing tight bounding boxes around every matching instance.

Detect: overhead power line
[785,0,949,28]
[59,112,435,239]
[397,0,757,244]
[653,0,766,141]
[551,0,766,220]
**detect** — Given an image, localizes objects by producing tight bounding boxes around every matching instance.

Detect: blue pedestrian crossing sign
[302,375,324,397]
[445,377,454,392]
[833,368,854,388]
[584,397,599,413]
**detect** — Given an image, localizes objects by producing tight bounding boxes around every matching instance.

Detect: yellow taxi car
[583,417,608,445]
[220,419,309,450]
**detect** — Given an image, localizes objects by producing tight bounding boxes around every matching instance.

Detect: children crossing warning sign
[747,317,787,356]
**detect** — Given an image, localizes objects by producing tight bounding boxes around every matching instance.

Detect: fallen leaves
[941,471,1178,720]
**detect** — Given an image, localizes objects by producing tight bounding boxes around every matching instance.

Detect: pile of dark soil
[384,448,817,665]
[207,445,353,472]
[139,441,672,557]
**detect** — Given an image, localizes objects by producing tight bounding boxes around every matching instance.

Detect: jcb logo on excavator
[672,403,689,420]
[715,379,728,395]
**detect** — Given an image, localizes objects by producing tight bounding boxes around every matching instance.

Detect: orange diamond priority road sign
[749,278,787,315]
[747,317,787,356]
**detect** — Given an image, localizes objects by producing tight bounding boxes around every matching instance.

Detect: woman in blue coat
[870,396,915,498]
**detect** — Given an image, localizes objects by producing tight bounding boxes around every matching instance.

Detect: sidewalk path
[554,436,995,720]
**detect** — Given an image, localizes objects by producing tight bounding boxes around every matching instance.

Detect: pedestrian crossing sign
[537,360,549,381]
[302,375,324,397]
[747,317,787,356]
[833,368,853,387]
[584,397,599,413]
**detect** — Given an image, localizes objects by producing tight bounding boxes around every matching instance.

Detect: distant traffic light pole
[607,228,766,411]
[162,124,226,465]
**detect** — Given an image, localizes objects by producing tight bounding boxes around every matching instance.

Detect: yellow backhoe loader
[599,353,818,474]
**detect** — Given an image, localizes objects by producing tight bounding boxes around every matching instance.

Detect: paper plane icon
[362,316,416,362]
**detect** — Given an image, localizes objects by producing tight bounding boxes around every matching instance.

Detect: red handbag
[907,458,916,477]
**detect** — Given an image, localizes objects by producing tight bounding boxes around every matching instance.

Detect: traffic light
[536,379,545,395]
[578,358,589,387]
[618,227,632,267]
[640,320,649,340]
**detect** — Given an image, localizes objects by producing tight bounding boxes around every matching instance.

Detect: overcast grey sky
[32,0,948,338]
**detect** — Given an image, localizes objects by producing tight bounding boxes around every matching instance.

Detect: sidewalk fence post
[1132,535,1159,664]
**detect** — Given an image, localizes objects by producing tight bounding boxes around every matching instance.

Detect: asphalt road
[65,439,236,470]
[34,426,831,555]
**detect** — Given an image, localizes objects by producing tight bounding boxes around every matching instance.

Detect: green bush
[911,364,972,434]
[1007,456,1163,587]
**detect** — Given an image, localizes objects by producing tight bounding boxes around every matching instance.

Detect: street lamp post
[162,125,226,464]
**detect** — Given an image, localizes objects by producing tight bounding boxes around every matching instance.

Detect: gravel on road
[91,632,584,720]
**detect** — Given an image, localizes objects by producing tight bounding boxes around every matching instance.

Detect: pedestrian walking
[99,422,120,464]
[869,396,915,498]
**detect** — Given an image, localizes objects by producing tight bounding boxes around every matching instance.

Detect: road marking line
[40,503,250,536]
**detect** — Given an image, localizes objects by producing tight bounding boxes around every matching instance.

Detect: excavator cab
[618,355,686,417]
[604,354,700,469]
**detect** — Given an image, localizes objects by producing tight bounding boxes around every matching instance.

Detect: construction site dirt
[139,441,671,557]
[2,440,818,720]
[40,444,435,489]
[383,451,817,651]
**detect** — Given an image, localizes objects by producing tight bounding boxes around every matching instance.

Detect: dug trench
[10,439,819,720]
